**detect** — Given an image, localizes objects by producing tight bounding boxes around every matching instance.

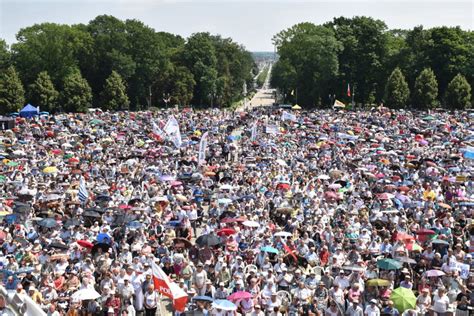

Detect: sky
[0,0,473,51]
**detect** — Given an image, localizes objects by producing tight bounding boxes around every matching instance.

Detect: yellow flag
[333,99,346,108]
[290,90,294,96]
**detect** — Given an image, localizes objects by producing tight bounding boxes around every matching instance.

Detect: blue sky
[1,0,473,51]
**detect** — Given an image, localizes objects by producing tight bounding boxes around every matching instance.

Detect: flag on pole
[78,176,89,205]
[290,90,295,96]
[152,121,164,139]
[347,83,351,97]
[333,99,346,108]
[198,132,209,165]
[281,111,297,122]
[282,241,297,262]
[163,116,182,148]
[250,122,258,141]
[151,261,188,312]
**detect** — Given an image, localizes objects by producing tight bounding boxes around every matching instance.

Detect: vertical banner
[251,122,258,141]
[198,132,209,165]
[163,116,182,148]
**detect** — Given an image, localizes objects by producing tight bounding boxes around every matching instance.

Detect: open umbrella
[431,239,449,246]
[425,270,445,277]
[221,217,246,223]
[274,231,292,238]
[76,240,94,248]
[227,291,253,302]
[377,258,402,270]
[260,246,279,254]
[394,232,415,241]
[212,299,237,311]
[196,234,221,247]
[173,237,193,248]
[37,218,58,228]
[192,296,214,303]
[390,287,416,313]
[367,279,391,287]
[416,229,436,236]
[397,257,417,264]
[92,243,110,254]
[216,228,236,236]
[71,288,101,300]
[242,220,260,228]
[342,265,366,272]
[43,166,58,174]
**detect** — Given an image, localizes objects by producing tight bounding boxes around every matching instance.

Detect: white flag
[250,122,258,141]
[281,111,297,122]
[265,124,279,135]
[198,132,209,165]
[152,121,164,137]
[163,116,182,148]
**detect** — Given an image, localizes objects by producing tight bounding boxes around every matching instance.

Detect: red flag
[347,83,351,97]
[151,261,188,312]
[282,242,298,262]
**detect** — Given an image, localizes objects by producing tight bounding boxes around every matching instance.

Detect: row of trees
[271,17,473,109]
[0,15,256,114]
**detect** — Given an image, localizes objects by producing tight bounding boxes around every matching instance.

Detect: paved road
[237,64,275,112]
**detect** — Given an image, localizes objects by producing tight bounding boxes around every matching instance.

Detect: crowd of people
[0,106,472,316]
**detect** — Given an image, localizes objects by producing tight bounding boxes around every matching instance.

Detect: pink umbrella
[328,183,342,190]
[227,291,253,302]
[425,270,445,277]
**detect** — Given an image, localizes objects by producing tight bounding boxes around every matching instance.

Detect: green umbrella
[90,119,104,125]
[377,258,402,270]
[390,287,416,313]
[0,175,6,182]
[422,115,436,121]
[6,161,18,167]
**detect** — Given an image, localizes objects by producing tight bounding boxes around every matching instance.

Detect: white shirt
[364,305,380,316]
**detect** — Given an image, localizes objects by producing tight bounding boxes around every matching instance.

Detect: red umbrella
[398,186,410,192]
[276,183,290,191]
[394,232,414,242]
[227,291,253,302]
[415,229,436,235]
[216,228,236,236]
[52,149,62,155]
[77,240,94,248]
[221,217,246,224]
[68,157,80,164]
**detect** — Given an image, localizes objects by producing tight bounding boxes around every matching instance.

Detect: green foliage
[12,23,92,87]
[28,71,59,113]
[0,66,25,114]
[384,67,410,108]
[413,68,438,109]
[101,70,130,111]
[445,74,471,109]
[272,22,341,107]
[0,39,11,71]
[61,70,92,112]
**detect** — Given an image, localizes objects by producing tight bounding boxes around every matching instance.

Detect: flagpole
[296,88,298,105]
[352,85,355,108]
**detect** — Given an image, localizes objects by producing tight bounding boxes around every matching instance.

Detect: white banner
[449,259,470,279]
[266,124,279,135]
[163,116,182,148]
[281,111,297,122]
[198,132,209,165]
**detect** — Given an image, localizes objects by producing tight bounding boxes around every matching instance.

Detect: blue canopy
[19,104,39,118]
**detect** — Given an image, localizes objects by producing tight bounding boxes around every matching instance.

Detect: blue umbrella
[96,233,111,244]
[212,299,237,311]
[261,246,279,254]
[126,221,144,230]
[192,296,214,302]
[5,214,20,224]
[37,218,58,228]
[15,267,34,274]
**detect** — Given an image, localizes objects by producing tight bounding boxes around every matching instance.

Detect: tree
[100,70,129,111]
[0,39,10,71]
[384,67,410,108]
[28,71,59,112]
[272,23,341,107]
[12,23,92,88]
[445,74,471,109]
[413,68,438,109]
[61,70,92,112]
[0,66,25,114]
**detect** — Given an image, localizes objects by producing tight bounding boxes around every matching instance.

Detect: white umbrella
[220,184,233,191]
[212,299,237,311]
[317,175,330,180]
[242,220,260,228]
[276,159,287,167]
[71,288,101,300]
[274,231,292,238]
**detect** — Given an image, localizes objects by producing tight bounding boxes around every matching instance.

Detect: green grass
[256,66,269,88]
